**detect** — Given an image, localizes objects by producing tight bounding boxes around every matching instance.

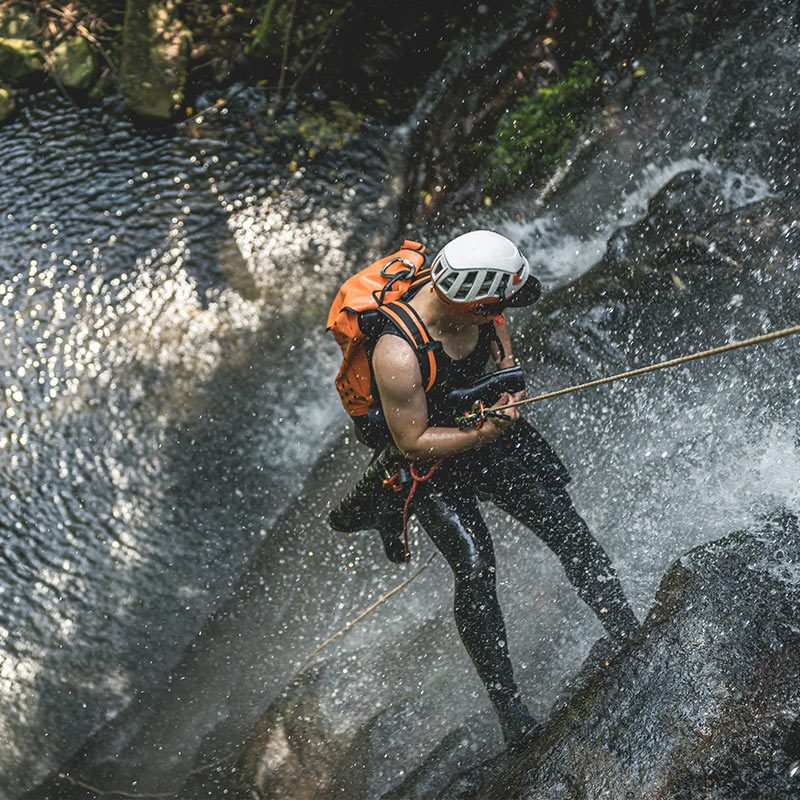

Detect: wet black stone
[437,510,800,799]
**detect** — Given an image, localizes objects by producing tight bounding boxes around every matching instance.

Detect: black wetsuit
[334,312,638,743]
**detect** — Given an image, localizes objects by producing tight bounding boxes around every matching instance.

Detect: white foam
[498,158,773,286]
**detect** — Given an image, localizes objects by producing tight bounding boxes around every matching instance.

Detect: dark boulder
[437,510,800,799]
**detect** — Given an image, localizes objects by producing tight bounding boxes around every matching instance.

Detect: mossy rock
[482,59,601,191]
[0,82,16,122]
[0,36,44,80]
[275,101,365,154]
[0,5,39,40]
[119,0,192,122]
[52,36,100,91]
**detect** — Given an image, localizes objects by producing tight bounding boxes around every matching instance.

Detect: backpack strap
[407,267,432,292]
[377,300,439,393]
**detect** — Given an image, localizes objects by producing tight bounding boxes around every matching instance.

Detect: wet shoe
[497,697,541,753]
[329,489,373,532]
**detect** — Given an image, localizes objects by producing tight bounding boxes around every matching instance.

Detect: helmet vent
[477,272,498,298]
[439,272,458,291]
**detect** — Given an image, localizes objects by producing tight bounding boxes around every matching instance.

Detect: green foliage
[483,59,600,191]
[271,100,365,162]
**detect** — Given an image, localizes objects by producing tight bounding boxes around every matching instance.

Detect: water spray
[457,323,800,428]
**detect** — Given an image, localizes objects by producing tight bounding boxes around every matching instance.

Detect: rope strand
[492,323,800,413]
[287,551,438,684]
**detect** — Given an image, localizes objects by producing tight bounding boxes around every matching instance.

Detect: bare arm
[372,333,520,461]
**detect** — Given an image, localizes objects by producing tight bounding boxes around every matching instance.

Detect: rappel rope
[459,323,800,426]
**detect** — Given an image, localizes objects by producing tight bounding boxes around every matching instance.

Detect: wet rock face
[176,615,495,800]
[601,170,800,284]
[442,511,800,799]
[526,175,800,389]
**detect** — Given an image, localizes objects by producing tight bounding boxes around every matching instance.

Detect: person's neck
[413,285,475,336]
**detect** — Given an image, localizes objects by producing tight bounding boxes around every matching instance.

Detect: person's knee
[491,476,580,529]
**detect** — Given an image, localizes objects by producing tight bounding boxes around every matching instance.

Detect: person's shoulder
[372,331,421,375]
[374,330,417,360]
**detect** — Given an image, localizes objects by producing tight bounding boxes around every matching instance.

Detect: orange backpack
[326,240,436,418]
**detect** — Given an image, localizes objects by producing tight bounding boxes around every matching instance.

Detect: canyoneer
[327,230,639,750]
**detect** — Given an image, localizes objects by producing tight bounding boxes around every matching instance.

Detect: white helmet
[430,230,541,310]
